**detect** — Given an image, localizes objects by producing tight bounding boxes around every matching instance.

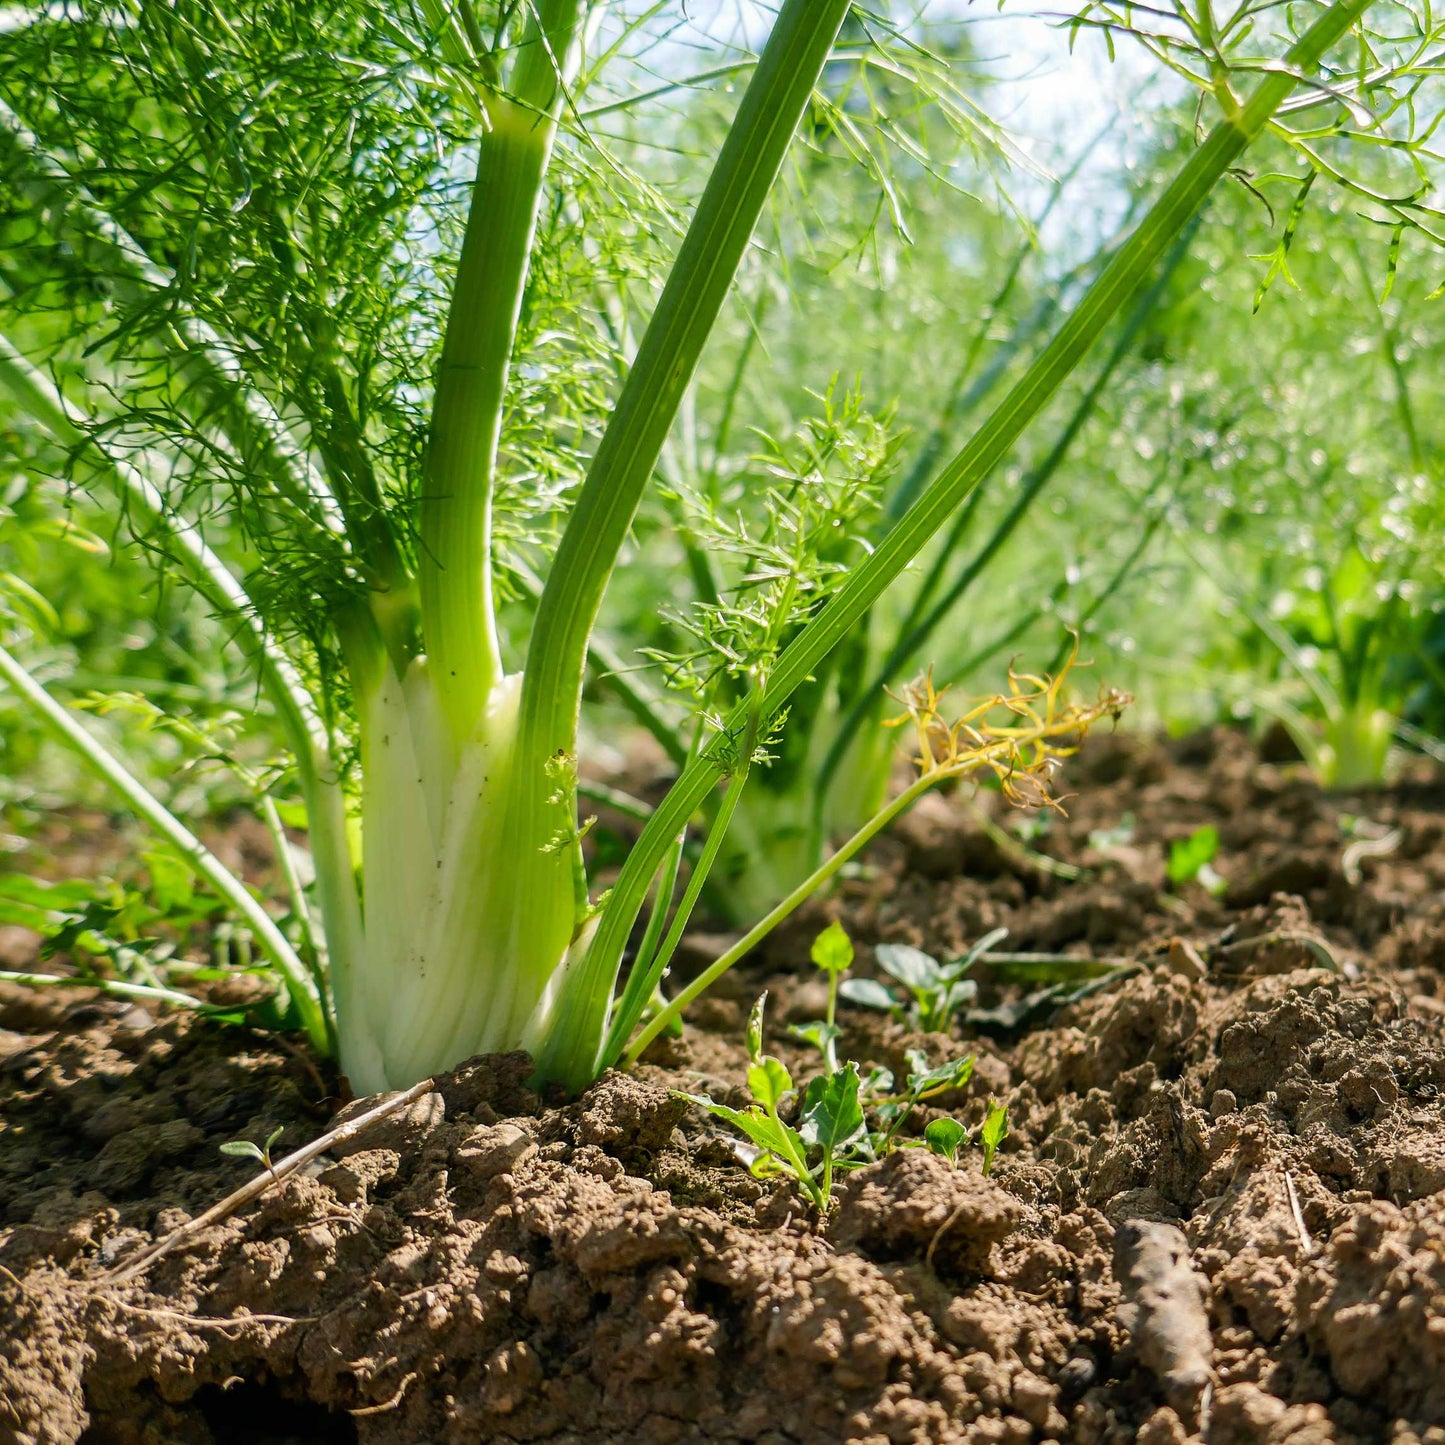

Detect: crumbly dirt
[2,728,1445,1444]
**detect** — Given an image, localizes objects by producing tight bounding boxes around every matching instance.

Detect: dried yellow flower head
[885,641,1131,811]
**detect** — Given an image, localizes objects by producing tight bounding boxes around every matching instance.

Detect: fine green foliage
[556,0,1402,1094]
[1083,129,1445,768]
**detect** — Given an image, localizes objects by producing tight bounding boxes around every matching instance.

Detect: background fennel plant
[0,0,1436,1099]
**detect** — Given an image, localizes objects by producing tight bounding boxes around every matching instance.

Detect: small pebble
[1167,938,1208,982]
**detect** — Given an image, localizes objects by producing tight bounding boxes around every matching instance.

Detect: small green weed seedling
[921,1098,1011,1173]
[924,1117,969,1163]
[866,1050,978,1157]
[681,993,864,1211]
[840,929,1007,1033]
[687,926,1014,1201]
[980,1102,1010,1176]
[788,921,996,1159]
[220,1124,286,1180]
[1166,825,1226,894]
[786,918,853,1072]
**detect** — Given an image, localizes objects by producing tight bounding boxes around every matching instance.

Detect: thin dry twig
[99,1077,435,1284]
[350,1370,420,1417]
[925,1199,971,1271]
[107,1300,318,1329]
[1284,1169,1316,1257]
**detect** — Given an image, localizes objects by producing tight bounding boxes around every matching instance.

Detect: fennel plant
[0,0,1426,1097]
[1145,204,1444,780]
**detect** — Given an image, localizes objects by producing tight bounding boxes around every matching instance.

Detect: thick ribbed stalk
[334,1,592,1091]
[520,0,853,1082]
[517,0,852,784]
[419,0,587,742]
[539,0,1375,1092]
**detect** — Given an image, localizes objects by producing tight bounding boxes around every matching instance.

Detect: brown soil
[3,728,1445,1445]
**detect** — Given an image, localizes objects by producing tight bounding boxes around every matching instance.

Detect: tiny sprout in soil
[219,1125,286,1180]
[681,992,865,1211]
[924,1117,969,1163]
[840,928,1006,1033]
[979,1102,1010,1176]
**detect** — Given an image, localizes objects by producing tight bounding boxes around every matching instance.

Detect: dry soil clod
[1113,1217,1215,1409]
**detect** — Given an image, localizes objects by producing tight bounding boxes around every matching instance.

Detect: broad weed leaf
[906,1052,976,1099]
[951,926,1009,975]
[839,977,899,1012]
[924,1117,968,1162]
[143,848,196,914]
[799,1062,865,1151]
[875,943,941,993]
[747,1056,792,1110]
[980,1101,1010,1175]
[731,1110,802,1163]
[1167,825,1219,885]
[219,1141,264,1162]
[678,1092,804,1171]
[939,980,979,1018]
[787,1020,840,1057]
[810,919,854,975]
